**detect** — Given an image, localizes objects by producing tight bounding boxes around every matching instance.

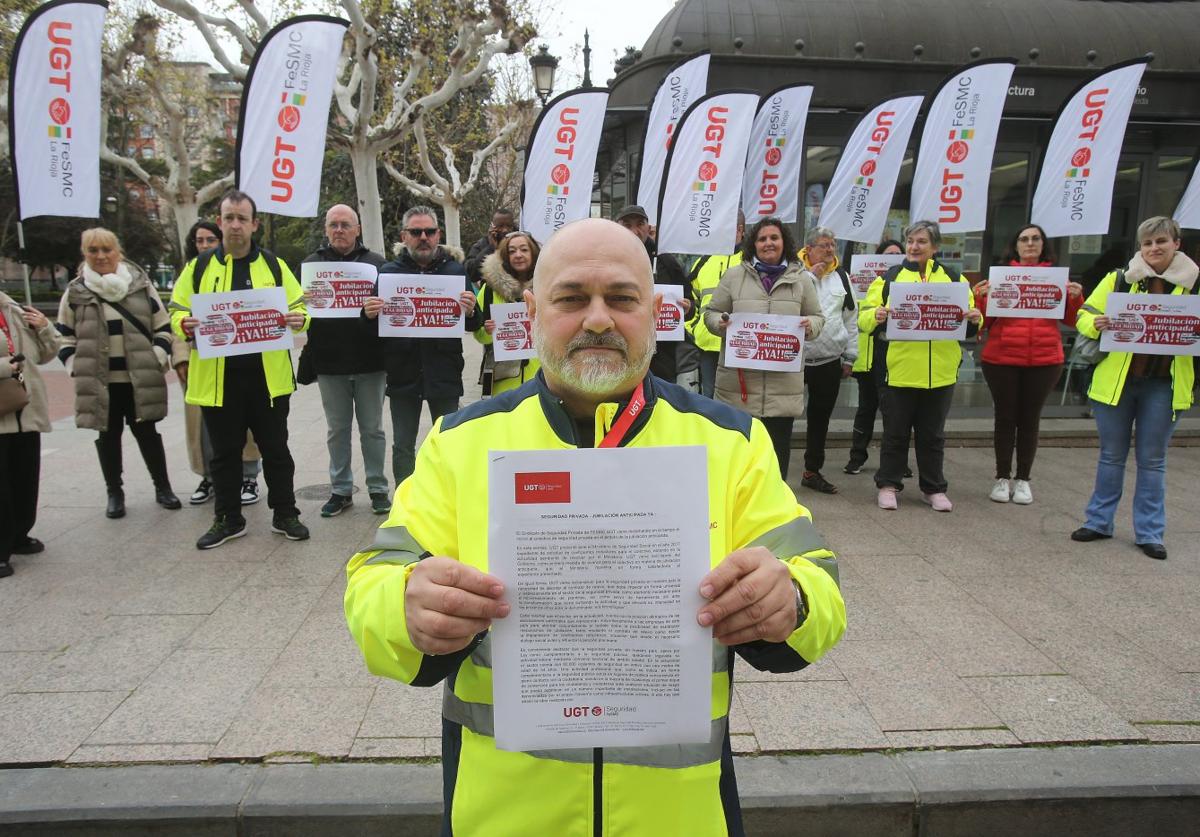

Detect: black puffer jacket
[374,246,482,401]
[302,242,386,375]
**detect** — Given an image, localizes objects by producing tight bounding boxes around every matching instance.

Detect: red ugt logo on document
[514,472,572,504]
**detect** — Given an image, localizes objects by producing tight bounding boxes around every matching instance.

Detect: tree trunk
[172,200,199,260]
[442,202,462,251]
[351,144,385,255]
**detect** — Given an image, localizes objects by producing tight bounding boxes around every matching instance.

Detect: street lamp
[530,44,558,106]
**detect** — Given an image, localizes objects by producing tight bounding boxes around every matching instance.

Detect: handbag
[296,341,316,385]
[0,374,30,417]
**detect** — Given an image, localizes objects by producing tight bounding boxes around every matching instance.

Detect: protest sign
[193,287,294,359]
[654,284,685,342]
[377,274,465,337]
[886,282,970,341]
[985,266,1069,319]
[723,312,805,371]
[848,254,905,300]
[491,302,534,361]
[1099,293,1200,356]
[301,261,378,318]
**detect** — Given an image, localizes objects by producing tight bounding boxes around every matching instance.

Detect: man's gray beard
[533,321,655,397]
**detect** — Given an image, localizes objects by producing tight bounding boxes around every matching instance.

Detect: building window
[141,146,155,160]
[139,125,154,139]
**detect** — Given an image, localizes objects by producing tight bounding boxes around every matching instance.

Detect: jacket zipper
[593,747,603,836]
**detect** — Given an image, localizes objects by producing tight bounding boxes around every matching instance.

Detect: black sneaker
[0,561,12,579]
[1071,527,1111,542]
[189,478,213,505]
[196,516,247,550]
[12,537,44,555]
[801,471,839,494]
[271,516,310,541]
[369,492,391,515]
[240,479,260,505]
[843,460,865,475]
[320,494,353,517]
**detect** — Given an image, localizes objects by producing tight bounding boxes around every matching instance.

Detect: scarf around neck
[82,261,134,303]
[1124,251,1199,291]
[752,257,789,292]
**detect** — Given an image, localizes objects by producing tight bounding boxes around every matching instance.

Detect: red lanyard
[0,309,14,355]
[598,382,646,448]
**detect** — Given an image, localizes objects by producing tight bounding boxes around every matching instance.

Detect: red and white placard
[193,287,294,359]
[886,282,970,341]
[723,312,805,371]
[655,284,686,342]
[985,266,1069,320]
[491,302,534,361]
[848,254,904,301]
[1099,293,1200,356]
[377,274,465,337]
[301,261,378,318]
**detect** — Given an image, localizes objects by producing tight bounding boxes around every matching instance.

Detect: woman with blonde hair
[57,227,185,518]
[475,230,541,395]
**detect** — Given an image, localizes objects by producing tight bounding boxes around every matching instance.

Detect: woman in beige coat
[57,228,182,518]
[704,217,824,480]
[0,291,61,578]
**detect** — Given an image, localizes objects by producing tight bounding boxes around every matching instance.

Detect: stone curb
[2,744,1198,835]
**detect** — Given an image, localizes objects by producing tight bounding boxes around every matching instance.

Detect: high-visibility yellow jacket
[857,259,977,389]
[169,245,309,407]
[1077,269,1196,412]
[687,252,742,353]
[344,372,846,837]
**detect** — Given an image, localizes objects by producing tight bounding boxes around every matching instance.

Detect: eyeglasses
[327,222,357,231]
[503,230,534,240]
[1017,235,1043,243]
[404,227,439,238]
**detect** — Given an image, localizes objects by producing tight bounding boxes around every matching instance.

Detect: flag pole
[16,220,32,307]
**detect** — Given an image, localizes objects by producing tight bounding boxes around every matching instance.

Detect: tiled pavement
[2,341,1198,766]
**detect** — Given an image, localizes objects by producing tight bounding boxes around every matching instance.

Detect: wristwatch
[793,580,808,631]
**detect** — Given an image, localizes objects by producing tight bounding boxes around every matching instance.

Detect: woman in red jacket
[974,224,1083,505]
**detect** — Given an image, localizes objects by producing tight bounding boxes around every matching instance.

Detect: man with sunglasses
[364,206,481,486]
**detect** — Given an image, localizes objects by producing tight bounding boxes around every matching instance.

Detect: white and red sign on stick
[741,84,812,224]
[985,266,1069,320]
[848,253,905,300]
[886,283,970,341]
[490,302,534,361]
[636,52,710,226]
[1099,293,1200,356]
[301,261,378,318]
[654,284,685,342]
[723,312,805,372]
[193,287,294,359]
[377,274,465,337]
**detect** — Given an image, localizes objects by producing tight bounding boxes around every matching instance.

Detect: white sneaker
[1011,479,1033,505]
[989,478,1011,503]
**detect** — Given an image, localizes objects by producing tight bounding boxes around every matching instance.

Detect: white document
[301,262,378,318]
[1099,292,1200,356]
[488,446,712,752]
[377,273,465,337]
[491,302,535,361]
[848,254,904,301]
[886,282,970,341]
[654,284,686,342]
[985,266,1069,320]
[192,287,294,359]
[723,312,805,371]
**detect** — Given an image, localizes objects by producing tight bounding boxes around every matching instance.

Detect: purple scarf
[752,258,789,292]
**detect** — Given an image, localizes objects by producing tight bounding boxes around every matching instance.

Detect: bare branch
[150,0,251,79]
[383,160,441,202]
[196,174,236,205]
[235,0,269,34]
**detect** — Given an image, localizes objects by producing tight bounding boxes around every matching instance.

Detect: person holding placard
[171,190,311,549]
[1071,216,1199,561]
[474,231,541,395]
[973,224,1083,505]
[704,217,824,480]
[58,228,185,520]
[796,227,858,494]
[860,221,981,512]
[302,205,389,518]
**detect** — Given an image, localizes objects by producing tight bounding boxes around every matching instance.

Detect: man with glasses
[464,207,515,288]
[302,204,390,517]
[364,206,480,486]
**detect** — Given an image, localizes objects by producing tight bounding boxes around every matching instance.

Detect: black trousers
[0,431,40,562]
[848,372,879,466]
[202,370,298,521]
[876,385,955,494]
[982,362,1063,480]
[803,359,845,473]
[98,382,161,446]
[759,416,795,481]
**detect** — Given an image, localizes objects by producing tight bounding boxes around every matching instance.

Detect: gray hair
[805,226,837,248]
[1136,216,1181,243]
[402,205,440,227]
[903,220,942,249]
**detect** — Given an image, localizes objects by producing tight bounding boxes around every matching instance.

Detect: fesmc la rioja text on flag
[1174,156,1200,230]
[656,91,759,257]
[9,0,107,219]
[911,59,1015,233]
[741,84,813,225]
[521,88,609,245]
[236,15,349,218]
[818,94,924,244]
[635,52,710,226]
[1031,59,1148,238]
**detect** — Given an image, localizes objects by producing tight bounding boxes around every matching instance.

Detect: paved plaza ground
[2,341,1199,768]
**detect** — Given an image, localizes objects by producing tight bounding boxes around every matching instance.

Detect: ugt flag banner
[656,90,758,257]
[635,51,710,226]
[1173,154,1200,230]
[236,15,348,218]
[1031,59,1148,237]
[742,84,813,225]
[911,59,1015,233]
[818,93,923,244]
[520,88,609,245]
[8,0,107,219]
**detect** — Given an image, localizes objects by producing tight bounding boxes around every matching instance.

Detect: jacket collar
[1125,251,1199,291]
[480,252,531,302]
[395,245,451,273]
[534,369,658,447]
[316,241,372,262]
[214,242,262,265]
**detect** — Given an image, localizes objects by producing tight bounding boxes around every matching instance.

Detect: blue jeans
[698,351,718,399]
[1084,377,1180,544]
[317,372,388,496]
